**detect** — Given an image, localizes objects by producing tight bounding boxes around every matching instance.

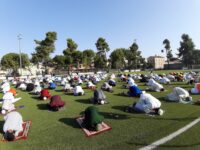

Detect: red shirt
[50,95,65,107]
[40,89,51,97]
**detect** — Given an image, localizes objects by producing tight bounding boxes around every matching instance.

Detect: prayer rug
[76,117,111,137]
[1,120,31,142]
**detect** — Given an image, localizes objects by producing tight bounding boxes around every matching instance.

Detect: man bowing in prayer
[3,111,23,141]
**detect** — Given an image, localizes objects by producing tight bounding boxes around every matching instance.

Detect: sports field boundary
[139,116,200,150]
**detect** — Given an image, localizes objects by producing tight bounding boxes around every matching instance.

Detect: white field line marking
[139,117,200,150]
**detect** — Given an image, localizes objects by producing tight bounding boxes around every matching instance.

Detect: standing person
[3,111,23,141]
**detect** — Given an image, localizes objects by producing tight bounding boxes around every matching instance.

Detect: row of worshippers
[118,71,200,85]
[125,74,193,94]
[122,74,195,115]
[0,81,25,141]
[124,86,193,115]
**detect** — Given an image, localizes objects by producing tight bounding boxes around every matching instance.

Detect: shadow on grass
[130,114,197,121]
[112,105,198,121]
[0,121,4,134]
[31,96,40,100]
[59,118,80,128]
[55,89,63,92]
[112,105,127,112]
[114,93,130,97]
[75,99,91,104]
[28,92,38,95]
[100,112,130,120]
[37,103,49,110]
[78,110,129,120]
[65,93,74,96]
[158,96,167,102]
[111,105,146,114]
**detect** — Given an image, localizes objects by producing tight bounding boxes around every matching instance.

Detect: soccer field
[1,74,200,150]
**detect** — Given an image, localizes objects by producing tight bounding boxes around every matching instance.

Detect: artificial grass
[1,77,200,150]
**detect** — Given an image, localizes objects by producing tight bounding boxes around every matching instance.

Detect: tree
[82,49,95,68]
[1,53,30,76]
[94,54,107,71]
[72,51,83,69]
[95,37,110,56]
[177,34,195,68]
[161,39,173,69]
[125,41,144,70]
[32,31,57,70]
[110,48,125,70]
[63,38,79,73]
[95,37,110,70]
[53,55,66,70]
[66,38,78,52]
[191,50,200,65]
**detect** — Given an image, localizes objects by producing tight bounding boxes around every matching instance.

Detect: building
[164,58,183,70]
[147,55,165,69]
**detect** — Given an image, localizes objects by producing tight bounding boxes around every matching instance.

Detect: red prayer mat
[1,120,31,142]
[76,117,111,137]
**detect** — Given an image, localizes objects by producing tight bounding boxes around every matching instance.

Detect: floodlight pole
[134,39,137,70]
[17,34,23,76]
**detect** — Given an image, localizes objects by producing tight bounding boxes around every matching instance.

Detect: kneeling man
[166,87,192,103]
[3,111,23,141]
[127,92,164,115]
[49,95,65,111]
[83,106,104,131]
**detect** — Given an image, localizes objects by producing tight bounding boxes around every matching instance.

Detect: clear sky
[1,0,200,59]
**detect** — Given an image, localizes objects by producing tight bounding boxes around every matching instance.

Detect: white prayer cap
[142,91,146,94]
[1,109,6,114]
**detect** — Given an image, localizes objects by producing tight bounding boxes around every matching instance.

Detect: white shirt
[102,82,112,89]
[149,81,163,92]
[63,83,73,90]
[3,92,21,104]
[33,85,42,93]
[3,111,23,136]
[127,79,137,88]
[87,81,95,87]
[167,87,189,101]
[110,74,116,79]
[3,92,14,101]
[78,79,83,84]
[1,82,10,93]
[2,99,15,112]
[147,78,155,86]
[160,77,170,84]
[19,83,27,90]
[74,86,84,94]
[135,93,161,111]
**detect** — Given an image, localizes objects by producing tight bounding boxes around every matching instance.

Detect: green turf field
[1,74,200,150]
